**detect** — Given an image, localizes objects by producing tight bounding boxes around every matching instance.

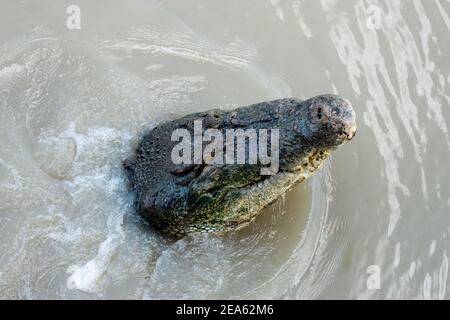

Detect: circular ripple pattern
[0,0,449,299]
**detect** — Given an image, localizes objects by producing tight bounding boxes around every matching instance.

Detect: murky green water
[0,0,449,299]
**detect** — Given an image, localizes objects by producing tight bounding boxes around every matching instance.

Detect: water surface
[0,0,449,299]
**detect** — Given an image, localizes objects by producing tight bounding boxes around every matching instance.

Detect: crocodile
[124,94,356,238]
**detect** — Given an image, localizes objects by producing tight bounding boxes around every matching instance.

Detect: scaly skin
[124,95,356,238]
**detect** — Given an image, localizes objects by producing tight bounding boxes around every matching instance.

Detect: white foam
[422,273,432,300]
[0,64,25,81]
[66,224,124,293]
[429,240,437,256]
[438,252,448,300]
[292,1,312,38]
[394,242,401,269]
[270,0,285,22]
[409,261,416,279]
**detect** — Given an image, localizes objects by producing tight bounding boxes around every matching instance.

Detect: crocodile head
[125,94,357,238]
[278,94,356,173]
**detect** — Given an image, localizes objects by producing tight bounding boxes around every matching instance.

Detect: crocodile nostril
[317,107,322,120]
